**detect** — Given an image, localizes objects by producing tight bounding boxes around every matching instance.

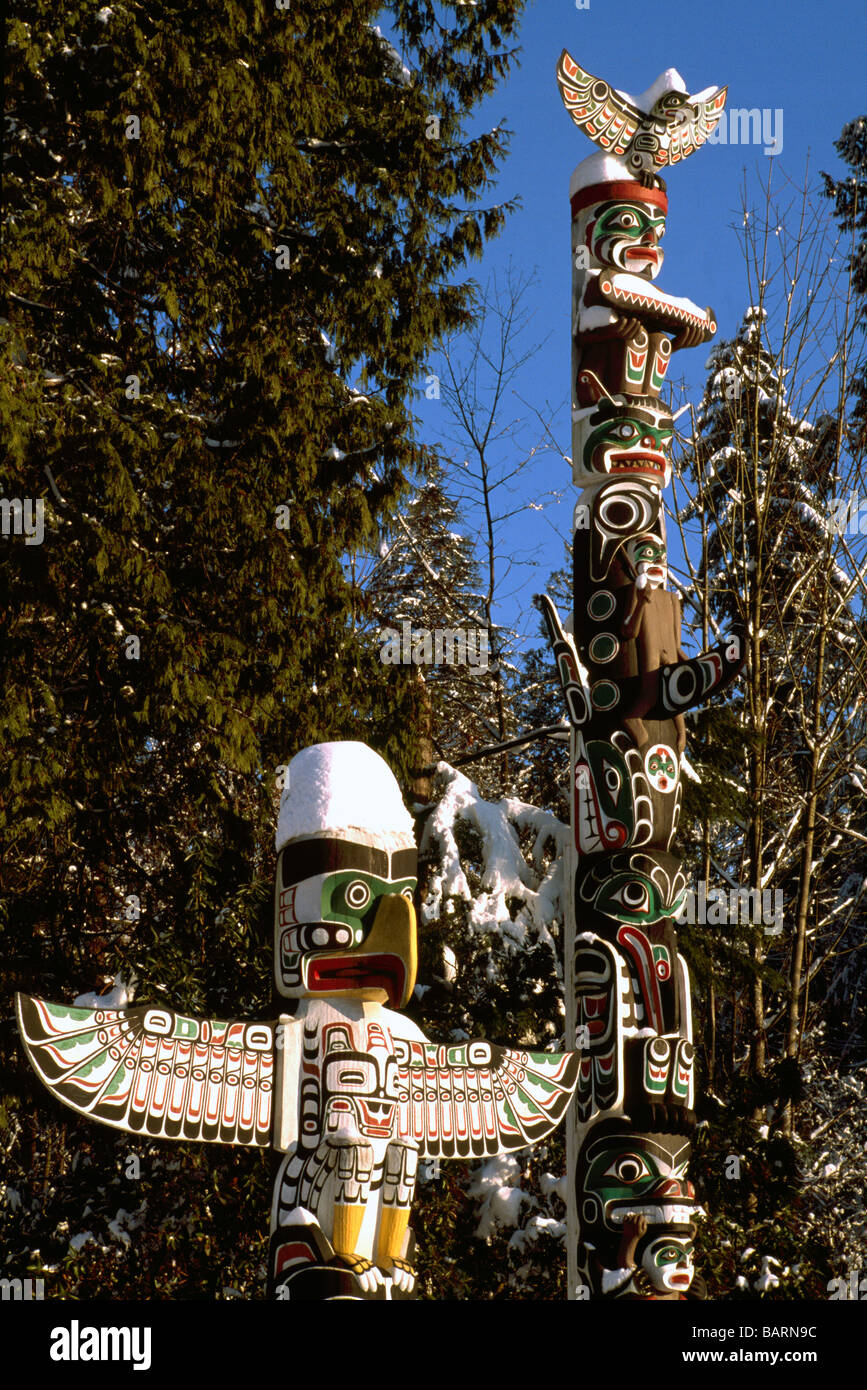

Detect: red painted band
[571,181,668,219]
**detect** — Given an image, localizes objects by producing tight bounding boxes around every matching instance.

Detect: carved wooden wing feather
[555,49,640,157]
[660,87,727,167]
[395,1039,579,1159]
[16,994,274,1146]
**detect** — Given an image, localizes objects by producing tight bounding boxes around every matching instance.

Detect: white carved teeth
[609,1202,695,1225]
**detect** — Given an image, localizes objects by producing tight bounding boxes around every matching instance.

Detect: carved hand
[618,1212,648,1268]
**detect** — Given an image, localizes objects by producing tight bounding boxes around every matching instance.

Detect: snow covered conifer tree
[406,759,573,1299]
[674,193,867,1289]
[682,295,866,1093]
[360,462,506,792]
[634,159,867,1299]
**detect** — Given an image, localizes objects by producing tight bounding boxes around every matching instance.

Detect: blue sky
[409,0,866,652]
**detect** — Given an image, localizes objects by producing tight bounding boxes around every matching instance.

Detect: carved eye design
[344,880,371,910]
[601,759,621,798]
[615,211,638,229]
[604,1153,651,1184]
[612,881,649,913]
[657,1244,685,1264]
[616,423,637,441]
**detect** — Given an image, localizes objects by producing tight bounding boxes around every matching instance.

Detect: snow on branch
[420,763,567,953]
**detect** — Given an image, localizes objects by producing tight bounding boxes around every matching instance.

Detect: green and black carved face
[624,535,667,589]
[638,1231,696,1294]
[581,400,673,488]
[577,851,686,926]
[645,744,678,793]
[275,837,418,1006]
[577,1120,698,1220]
[576,1121,701,1296]
[588,199,666,278]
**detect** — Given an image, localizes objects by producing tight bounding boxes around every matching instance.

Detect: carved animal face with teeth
[581,401,674,487]
[579,1128,695,1225]
[576,1123,701,1293]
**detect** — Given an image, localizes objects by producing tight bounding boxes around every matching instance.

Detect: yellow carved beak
[362,892,418,1007]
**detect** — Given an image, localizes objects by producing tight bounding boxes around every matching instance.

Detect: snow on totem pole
[541,52,745,1299]
[17,741,579,1300]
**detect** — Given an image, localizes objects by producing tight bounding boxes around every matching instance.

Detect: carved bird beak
[363,892,418,1007]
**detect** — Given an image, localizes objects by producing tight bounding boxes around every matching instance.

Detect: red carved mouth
[639,565,666,586]
[625,247,659,267]
[307,953,406,1008]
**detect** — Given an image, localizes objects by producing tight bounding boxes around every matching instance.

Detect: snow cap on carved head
[276,741,415,855]
[570,151,668,220]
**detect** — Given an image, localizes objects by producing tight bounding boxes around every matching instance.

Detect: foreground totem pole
[540,52,744,1299]
[18,741,579,1300]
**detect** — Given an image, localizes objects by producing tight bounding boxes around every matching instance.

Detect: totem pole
[539,52,744,1299]
[17,740,579,1300]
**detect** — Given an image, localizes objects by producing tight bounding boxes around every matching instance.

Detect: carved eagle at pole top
[556,50,727,181]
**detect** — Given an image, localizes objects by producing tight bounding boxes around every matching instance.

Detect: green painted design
[672,1060,691,1099]
[650,352,669,393]
[78,1054,109,1078]
[652,944,672,979]
[517,1090,543,1117]
[654,1241,691,1268]
[644,1054,668,1095]
[625,352,645,386]
[594,872,675,923]
[320,870,416,934]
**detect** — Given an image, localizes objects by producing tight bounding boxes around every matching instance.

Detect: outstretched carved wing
[659,87,727,168]
[556,50,641,157]
[556,49,727,170]
[16,994,274,1146]
[395,1039,578,1159]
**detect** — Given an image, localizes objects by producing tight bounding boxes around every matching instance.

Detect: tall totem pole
[541,52,744,1299]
